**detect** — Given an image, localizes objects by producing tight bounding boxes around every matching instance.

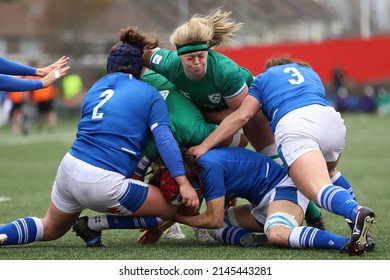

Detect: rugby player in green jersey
[142,9,323,229]
[134,69,248,241]
[134,69,248,180]
[142,9,276,159]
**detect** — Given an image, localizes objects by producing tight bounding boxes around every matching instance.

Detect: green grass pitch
[0,113,389,260]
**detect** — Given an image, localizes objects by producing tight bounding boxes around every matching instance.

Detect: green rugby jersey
[149,48,254,111]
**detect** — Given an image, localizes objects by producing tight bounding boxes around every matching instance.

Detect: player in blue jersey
[189,56,376,256]
[0,27,199,248]
[70,69,248,244]
[138,147,374,255]
[0,55,69,92]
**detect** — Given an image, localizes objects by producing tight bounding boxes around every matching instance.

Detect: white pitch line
[0,196,12,203]
[1,131,75,146]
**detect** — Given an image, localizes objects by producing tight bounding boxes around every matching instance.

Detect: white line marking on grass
[0,196,11,203]
[1,132,75,146]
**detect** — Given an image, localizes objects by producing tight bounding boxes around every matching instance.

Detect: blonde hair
[170,8,243,48]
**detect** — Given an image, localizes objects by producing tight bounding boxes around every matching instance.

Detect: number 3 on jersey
[283,67,305,85]
[92,89,114,119]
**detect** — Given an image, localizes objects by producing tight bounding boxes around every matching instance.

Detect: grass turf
[0,113,389,260]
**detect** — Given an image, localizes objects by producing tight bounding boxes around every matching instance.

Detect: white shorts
[51,153,148,215]
[250,175,309,226]
[274,105,346,167]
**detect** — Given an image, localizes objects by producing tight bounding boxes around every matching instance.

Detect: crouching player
[140,147,375,256]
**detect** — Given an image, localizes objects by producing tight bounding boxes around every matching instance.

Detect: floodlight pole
[360,0,371,39]
[178,0,189,25]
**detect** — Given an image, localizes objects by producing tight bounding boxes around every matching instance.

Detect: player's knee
[223,207,239,227]
[264,212,298,246]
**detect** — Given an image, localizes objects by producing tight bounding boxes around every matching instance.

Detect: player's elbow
[236,112,253,127]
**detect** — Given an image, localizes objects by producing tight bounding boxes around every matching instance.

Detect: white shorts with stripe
[251,175,310,226]
[51,152,148,215]
[274,104,346,167]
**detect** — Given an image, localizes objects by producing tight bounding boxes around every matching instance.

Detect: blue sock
[215,226,252,246]
[332,172,356,201]
[0,217,43,245]
[288,226,348,250]
[317,185,360,221]
[105,215,162,229]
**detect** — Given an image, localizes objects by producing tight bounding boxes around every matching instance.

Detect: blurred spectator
[376,87,390,115]
[29,71,58,133]
[7,84,30,135]
[335,87,359,112]
[0,90,9,126]
[61,72,85,118]
[359,85,377,113]
[332,65,346,95]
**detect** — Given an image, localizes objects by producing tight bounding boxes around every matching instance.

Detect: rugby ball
[159,169,182,205]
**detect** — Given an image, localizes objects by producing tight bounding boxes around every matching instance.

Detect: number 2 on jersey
[92,89,114,119]
[283,67,305,85]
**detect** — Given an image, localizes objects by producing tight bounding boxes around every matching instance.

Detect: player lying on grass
[137,146,375,256]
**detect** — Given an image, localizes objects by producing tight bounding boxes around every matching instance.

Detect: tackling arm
[175,196,225,228]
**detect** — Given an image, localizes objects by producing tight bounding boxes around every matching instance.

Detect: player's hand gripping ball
[159,169,182,206]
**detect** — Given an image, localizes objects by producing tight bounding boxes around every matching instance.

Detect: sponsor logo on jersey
[152,54,163,65]
[179,90,191,100]
[159,90,170,100]
[208,93,222,104]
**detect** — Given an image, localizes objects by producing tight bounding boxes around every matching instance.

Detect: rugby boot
[72,216,106,247]
[340,206,376,256]
[239,233,268,247]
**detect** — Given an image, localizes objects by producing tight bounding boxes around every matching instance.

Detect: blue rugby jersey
[70,73,171,177]
[249,63,329,133]
[198,147,287,205]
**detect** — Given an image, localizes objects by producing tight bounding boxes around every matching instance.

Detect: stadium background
[1,0,390,90]
[1,0,390,263]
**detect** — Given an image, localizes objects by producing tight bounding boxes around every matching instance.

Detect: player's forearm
[0,75,42,92]
[202,114,245,150]
[176,213,219,229]
[0,57,36,76]
[153,125,185,177]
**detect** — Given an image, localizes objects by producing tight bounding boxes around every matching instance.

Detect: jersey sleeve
[248,74,263,104]
[149,49,182,80]
[0,74,42,92]
[147,87,171,129]
[213,56,248,99]
[0,57,36,76]
[199,159,226,201]
[134,138,158,178]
